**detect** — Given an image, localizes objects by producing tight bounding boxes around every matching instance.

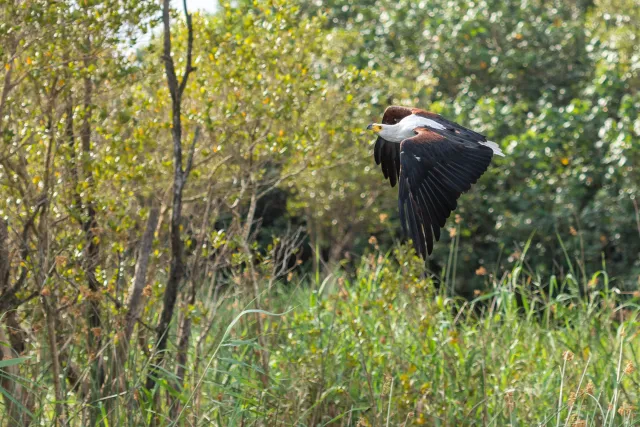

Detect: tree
[145,0,198,395]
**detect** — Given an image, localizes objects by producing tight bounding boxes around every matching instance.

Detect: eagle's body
[368,106,504,259]
[376,114,447,142]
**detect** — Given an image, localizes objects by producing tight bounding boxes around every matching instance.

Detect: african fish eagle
[367,105,504,259]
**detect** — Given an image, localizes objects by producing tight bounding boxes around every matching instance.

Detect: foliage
[303,0,640,286]
[208,247,639,425]
[0,0,639,424]
[5,246,640,425]
[305,0,595,102]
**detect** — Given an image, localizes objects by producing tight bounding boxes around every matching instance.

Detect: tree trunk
[146,0,197,394]
[77,44,104,424]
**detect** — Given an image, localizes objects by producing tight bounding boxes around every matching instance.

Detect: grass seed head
[504,391,515,412]
[382,373,392,395]
[563,350,574,361]
[142,284,152,297]
[567,391,576,407]
[583,380,595,396]
[624,360,635,375]
[618,402,635,417]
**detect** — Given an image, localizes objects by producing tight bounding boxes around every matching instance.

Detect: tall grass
[2,242,640,426]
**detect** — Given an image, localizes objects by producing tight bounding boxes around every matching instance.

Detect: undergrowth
[2,242,640,426]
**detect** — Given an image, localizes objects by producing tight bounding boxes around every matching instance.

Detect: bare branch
[161,0,179,106]
[178,0,196,98]
[184,126,201,177]
[0,219,9,292]
[0,201,45,312]
[271,226,305,280]
[0,58,14,130]
[43,295,68,425]
[256,163,310,200]
[123,202,160,344]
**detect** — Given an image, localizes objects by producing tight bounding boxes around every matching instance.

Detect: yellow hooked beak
[367,124,382,133]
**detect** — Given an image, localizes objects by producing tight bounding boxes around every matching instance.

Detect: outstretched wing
[373,106,413,187]
[398,127,494,258]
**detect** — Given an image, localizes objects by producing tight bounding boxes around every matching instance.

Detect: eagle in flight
[367,106,504,259]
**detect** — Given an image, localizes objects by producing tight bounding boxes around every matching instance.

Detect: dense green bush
[294,0,640,290]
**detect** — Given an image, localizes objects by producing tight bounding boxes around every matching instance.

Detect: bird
[367,105,504,259]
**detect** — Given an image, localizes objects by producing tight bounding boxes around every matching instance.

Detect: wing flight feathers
[370,107,502,257]
[397,128,493,258]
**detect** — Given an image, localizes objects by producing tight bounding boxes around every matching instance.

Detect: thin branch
[161,0,179,106]
[0,200,45,312]
[256,163,310,199]
[124,202,160,343]
[177,0,196,98]
[184,126,201,177]
[632,197,640,239]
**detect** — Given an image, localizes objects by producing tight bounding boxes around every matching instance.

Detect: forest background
[1,0,639,425]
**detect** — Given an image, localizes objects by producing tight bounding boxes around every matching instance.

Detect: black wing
[373,106,413,187]
[398,128,494,258]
